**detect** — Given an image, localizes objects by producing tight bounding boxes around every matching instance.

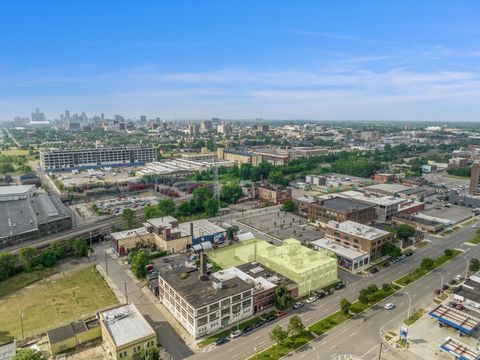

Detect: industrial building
[0,185,72,248]
[217,148,263,166]
[178,219,226,246]
[156,253,254,339]
[39,146,157,172]
[47,318,101,355]
[242,182,292,205]
[392,213,450,234]
[449,189,480,209]
[308,196,377,226]
[99,304,157,360]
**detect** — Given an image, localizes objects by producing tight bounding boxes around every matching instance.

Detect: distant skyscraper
[201,120,213,132]
[188,123,199,136]
[140,115,147,122]
[31,108,46,122]
[470,161,480,196]
[217,122,232,134]
[65,110,70,120]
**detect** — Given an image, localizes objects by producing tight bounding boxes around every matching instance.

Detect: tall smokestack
[190,222,194,239]
[199,252,208,280]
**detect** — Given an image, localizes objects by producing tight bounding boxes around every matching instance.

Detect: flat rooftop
[340,190,406,207]
[312,238,368,260]
[0,184,34,196]
[155,254,253,309]
[111,226,150,240]
[146,216,177,228]
[365,183,410,195]
[320,196,373,212]
[179,219,225,238]
[327,220,390,240]
[455,276,480,305]
[101,304,155,348]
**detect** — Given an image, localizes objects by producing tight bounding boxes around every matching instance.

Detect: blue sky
[1,0,479,121]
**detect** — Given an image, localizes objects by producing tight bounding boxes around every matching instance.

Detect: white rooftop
[340,190,406,207]
[111,227,149,240]
[0,184,34,196]
[101,304,155,348]
[179,219,225,238]
[327,220,390,241]
[146,216,177,228]
[213,267,275,292]
[365,183,410,194]
[312,238,368,260]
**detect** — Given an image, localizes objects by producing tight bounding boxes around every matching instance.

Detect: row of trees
[270,315,307,345]
[0,238,88,281]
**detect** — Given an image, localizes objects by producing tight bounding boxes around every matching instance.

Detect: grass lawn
[0,266,118,343]
[0,268,56,298]
[395,250,461,286]
[468,235,480,244]
[404,309,424,326]
[252,332,314,360]
[309,310,349,335]
[0,149,29,156]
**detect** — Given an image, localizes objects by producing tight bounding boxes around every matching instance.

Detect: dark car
[448,279,457,285]
[383,262,391,268]
[254,319,265,328]
[266,315,277,322]
[370,267,379,274]
[442,284,449,291]
[243,325,254,333]
[405,250,413,257]
[316,291,326,299]
[215,337,227,346]
[335,283,346,290]
[434,289,441,295]
[455,303,464,310]
[448,301,457,308]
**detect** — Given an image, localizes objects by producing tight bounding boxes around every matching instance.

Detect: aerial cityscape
[1,1,480,360]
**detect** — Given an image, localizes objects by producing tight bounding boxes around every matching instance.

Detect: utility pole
[378,342,383,360]
[89,232,92,258]
[105,250,108,275]
[124,281,128,304]
[19,309,24,340]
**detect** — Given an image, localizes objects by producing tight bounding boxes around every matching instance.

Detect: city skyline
[1,1,480,121]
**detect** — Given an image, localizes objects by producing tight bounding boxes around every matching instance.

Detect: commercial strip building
[99,304,157,360]
[392,213,451,234]
[312,220,394,272]
[47,318,101,356]
[0,185,72,248]
[453,275,480,311]
[209,238,337,297]
[39,146,157,172]
[308,196,377,226]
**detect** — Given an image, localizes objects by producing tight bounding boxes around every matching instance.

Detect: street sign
[400,326,408,341]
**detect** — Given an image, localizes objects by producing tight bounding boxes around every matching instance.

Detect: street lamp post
[438,273,444,293]
[405,292,412,321]
[463,257,470,279]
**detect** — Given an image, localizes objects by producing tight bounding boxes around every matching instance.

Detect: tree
[123,208,135,229]
[469,258,480,272]
[18,247,37,271]
[281,200,296,213]
[420,258,435,270]
[0,253,17,281]
[50,241,65,259]
[288,315,305,335]
[359,292,369,305]
[268,171,285,186]
[0,163,14,174]
[226,226,239,241]
[340,298,352,315]
[176,201,192,217]
[444,248,454,257]
[131,249,150,279]
[396,224,415,241]
[382,283,392,292]
[382,242,402,259]
[220,183,243,204]
[158,198,176,216]
[274,285,293,310]
[270,325,288,345]
[11,349,42,360]
[192,187,213,211]
[39,248,57,268]
[204,197,220,217]
[141,347,160,360]
[72,238,89,257]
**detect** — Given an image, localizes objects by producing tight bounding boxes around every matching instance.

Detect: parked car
[306,297,316,304]
[448,279,457,285]
[316,291,326,299]
[266,315,277,322]
[215,337,227,345]
[472,225,477,229]
[455,274,464,281]
[335,282,346,290]
[254,319,266,328]
[276,311,286,318]
[243,325,254,333]
[434,289,441,295]
[370,267,379,274]
[230,330,242,339]
[442,284,449,291]
[455,303,464,310]
[293,302,304,310]
[448,301,457,308]
[404,250,413,257]
[383,262,391,268]
[384,303,395,310]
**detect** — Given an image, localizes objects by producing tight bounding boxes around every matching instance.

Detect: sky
[1,0,480,122]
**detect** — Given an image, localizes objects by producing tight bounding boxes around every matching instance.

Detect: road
[183,220,480,360]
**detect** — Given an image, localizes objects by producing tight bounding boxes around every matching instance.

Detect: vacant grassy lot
[0,268,56,298]
[0,149,29,156]
[0,266,118,342]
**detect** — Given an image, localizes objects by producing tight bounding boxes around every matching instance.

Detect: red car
[434,289,441,295]
[276,311,286,318]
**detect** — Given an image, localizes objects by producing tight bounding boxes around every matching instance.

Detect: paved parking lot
[423,201,475,224]
[240,210,323,242]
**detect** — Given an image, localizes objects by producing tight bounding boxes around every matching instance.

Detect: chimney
[199,252,208,280]
[190,222,194,239]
